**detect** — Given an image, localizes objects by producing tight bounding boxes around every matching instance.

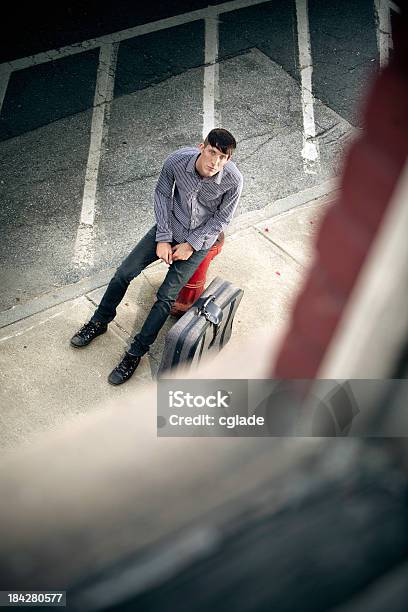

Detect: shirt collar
[187,151,224,185]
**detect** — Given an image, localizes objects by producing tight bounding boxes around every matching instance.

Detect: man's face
[196,143,231,177]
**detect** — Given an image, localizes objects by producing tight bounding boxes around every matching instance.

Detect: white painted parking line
[0,0,271,73]
[0,65,11,116]
[295,0,320,175]
[0,10,208,73]
[81,43,118,226]
[0,310,64,343]
[218,0,271,14]
[203,11,219,139]
[374,0,393,67]
[73,42,118,268]
[388,1,400,14]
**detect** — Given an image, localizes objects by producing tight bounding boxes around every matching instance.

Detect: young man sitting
[70,128,243,385]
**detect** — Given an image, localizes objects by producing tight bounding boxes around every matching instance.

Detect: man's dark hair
[204,128,237,156]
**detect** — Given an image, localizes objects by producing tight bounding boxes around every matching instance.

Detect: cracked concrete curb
[0,178,338,330]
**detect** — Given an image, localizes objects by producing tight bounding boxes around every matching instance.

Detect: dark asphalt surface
[0,1,229,64]
[0,0,390,312]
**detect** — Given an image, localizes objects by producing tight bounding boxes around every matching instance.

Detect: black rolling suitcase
[158,277,244,375]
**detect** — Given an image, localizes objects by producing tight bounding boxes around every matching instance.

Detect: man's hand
[172,242,194,261]
[156,242,173,264]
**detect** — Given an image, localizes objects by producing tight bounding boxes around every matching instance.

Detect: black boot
[108,352,141,385]
[70,321,108,348]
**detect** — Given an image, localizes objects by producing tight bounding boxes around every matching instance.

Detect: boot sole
[107,377,124,386]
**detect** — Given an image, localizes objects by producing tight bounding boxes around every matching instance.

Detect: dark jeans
[91,225,210,357]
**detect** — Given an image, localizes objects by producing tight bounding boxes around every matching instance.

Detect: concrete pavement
[0,186,336,451]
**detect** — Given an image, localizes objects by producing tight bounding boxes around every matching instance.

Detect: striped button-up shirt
[154,147,243,251]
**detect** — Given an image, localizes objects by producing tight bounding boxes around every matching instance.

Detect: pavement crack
[254,227,304,269]
[85,294,98,308]
[239,135,276,164]
[314,122,340,139]
[243,104,274,130]
[238,127,292,164]
[104,171,159,187]
[236,130,275,145]
[322,135,350,146]
[84,296,131,340]
[141,271,157,291]
[111,320,131,338]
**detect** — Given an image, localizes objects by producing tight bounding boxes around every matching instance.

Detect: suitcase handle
[195,295,224,325]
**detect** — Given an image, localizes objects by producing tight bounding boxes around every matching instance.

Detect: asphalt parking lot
[0,0,392,313]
